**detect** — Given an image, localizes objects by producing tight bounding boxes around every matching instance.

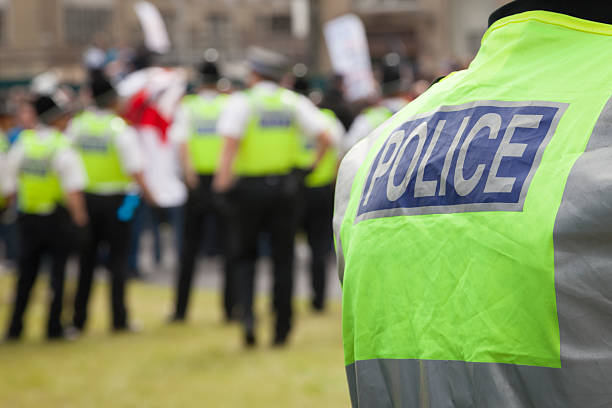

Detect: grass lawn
[0,273,349,407]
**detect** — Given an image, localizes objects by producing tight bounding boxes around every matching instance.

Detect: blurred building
[0,0,505,81]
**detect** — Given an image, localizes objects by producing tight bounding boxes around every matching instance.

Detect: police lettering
[21,157,52,177]
[357,101,566,219]
[76,135,110,153]
[258,111,292,128]
[195,119,218,135]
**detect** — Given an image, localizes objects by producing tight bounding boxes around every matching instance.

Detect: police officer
[214,47,331,346]
[3,95,88,340]
[296,108,343,311]
[68,74,154,333]
[341,56,410,154]
[292,76,344,311]
[0,130,8,213]
[334,1,612,406]
[169,58,233,322]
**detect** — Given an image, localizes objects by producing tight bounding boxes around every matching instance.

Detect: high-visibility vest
[295,108,338,188]
[362,105,393,129]
[233,87,299,176]
[17,130,64,215]
[71,111,131,194]
[334,10,612,407]
[0,133,8,210]
[183,93,228,175]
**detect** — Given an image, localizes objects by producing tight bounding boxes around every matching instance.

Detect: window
[64,7,112,45]
[269,14,291,34]
[0,9,4,47]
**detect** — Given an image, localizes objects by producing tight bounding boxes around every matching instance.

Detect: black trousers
[228,175,298,339]
[6,209,72,339]
[298,184,334,310]
[73,194,130,330]
[174,175,236,320]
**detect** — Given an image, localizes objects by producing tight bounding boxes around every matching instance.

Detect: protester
[118,49,188,275]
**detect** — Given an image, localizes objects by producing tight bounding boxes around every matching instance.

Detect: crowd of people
[0,44,424,347]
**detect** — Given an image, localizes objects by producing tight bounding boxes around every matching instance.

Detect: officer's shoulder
[337,130,381,197]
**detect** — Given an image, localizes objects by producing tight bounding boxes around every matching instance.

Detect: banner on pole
[324,14,377,102]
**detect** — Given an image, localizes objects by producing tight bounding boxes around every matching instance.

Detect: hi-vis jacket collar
[488,0,612,27]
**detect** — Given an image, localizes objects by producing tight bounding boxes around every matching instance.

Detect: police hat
[89,73,117,106]
[381,53,403,96]
[33,95,65,124]
[199,61,220,85]
[248,47,289,81]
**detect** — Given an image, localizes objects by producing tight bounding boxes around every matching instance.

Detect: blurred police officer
[3,95,88,340]
[293,75,344,311]
[214,47,331,347]
[342,55,410,154]
[68,74,154,333]
[169,57,234,322]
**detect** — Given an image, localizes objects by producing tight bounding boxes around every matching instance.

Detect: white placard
[324,14,376,102]
[134,1,171,54]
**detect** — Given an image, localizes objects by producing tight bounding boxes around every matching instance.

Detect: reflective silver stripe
[551,95,612,402]
[348,359,572,407]
[334,132,381,283]
[345,97,612,407]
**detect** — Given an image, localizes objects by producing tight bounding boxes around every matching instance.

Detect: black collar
[489,0,612,27]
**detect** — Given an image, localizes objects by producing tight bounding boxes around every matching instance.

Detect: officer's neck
[489,0,611,26]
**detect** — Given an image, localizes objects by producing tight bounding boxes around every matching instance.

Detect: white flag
[134,1,171,54]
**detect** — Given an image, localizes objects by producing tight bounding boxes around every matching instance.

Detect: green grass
[0,274,349,407]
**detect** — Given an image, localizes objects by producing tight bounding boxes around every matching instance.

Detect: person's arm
[66,190,88,227]
[114,124,158,206]
[169,105,198,189]
[179,142,199,190]
[2,141,24,206]
[212,93,250,193]
[212,137,240,193]
[132,171,156,206]
[54,147,89,227]
[295,95,332,171]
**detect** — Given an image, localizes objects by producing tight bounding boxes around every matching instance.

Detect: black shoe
[272,333,288,348]
[167,314,186,324]
[113,321,143,334]
[3,332,20,343]
[312,300,325,313]
[244,330,256,348]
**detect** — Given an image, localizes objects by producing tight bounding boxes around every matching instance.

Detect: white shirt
[169,90,220,145]
[2,125,87,197]
[65,108,145,175]
[342,97,409,155]
[217,81,328,141]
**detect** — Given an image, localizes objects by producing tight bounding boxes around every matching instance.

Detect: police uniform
[170,73,232,321]
[68,77,145,332]
[216,47,329,346]
[0,132,8,213]
[296,109,343,311]
[3,97,86,340]
[334,2,612,406]
[341,98,407,155]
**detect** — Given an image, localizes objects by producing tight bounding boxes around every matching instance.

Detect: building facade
[0,0,504,81]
